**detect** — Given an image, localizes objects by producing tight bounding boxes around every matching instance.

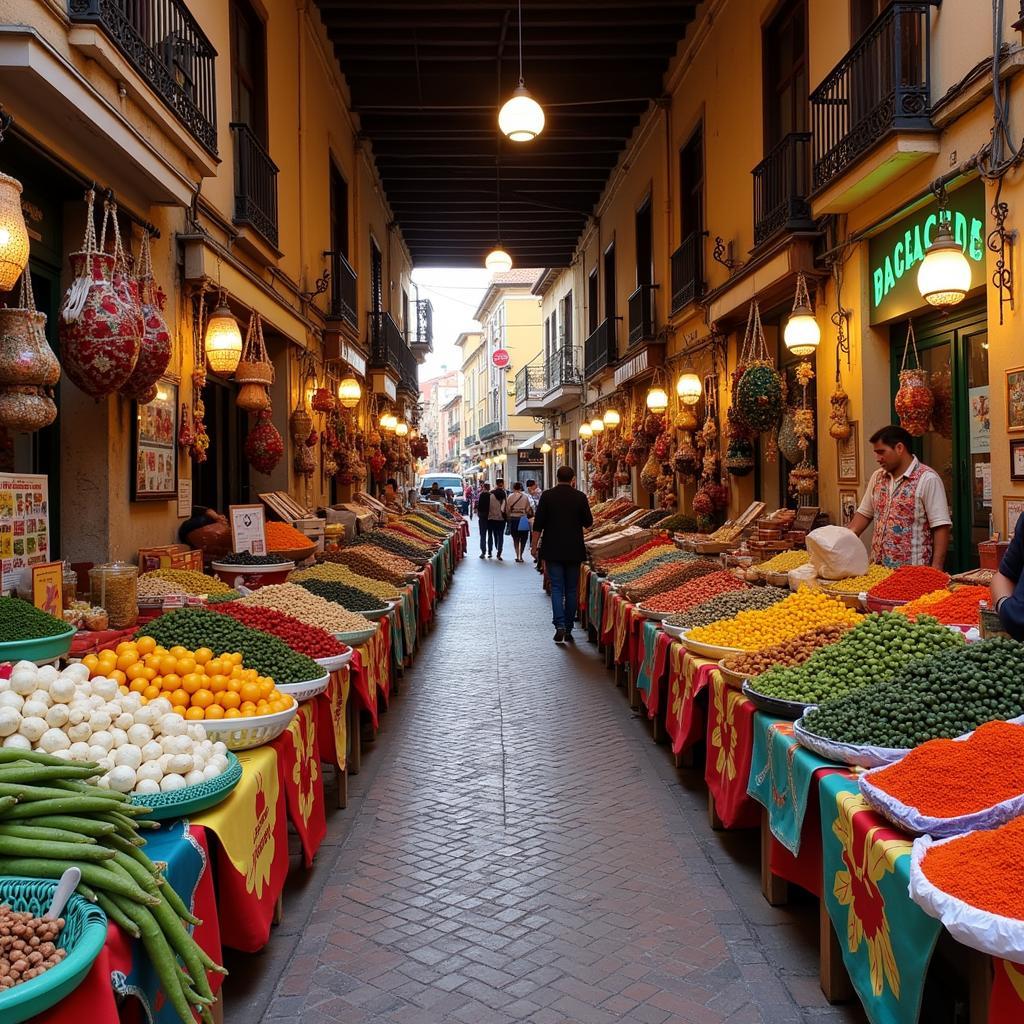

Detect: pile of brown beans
[626,559,721,603]
[720,622,855,679]
[0,906,66,989]
[321,546,417,586]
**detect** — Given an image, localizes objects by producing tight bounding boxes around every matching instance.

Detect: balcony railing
[329,251,357,329]
[670,231,704,314]
[464,433,478,447]
[479,421,501,441]
[627,285,657,346]
[68,0,218,154]
[584,319,617,379]
[810,2,934,193]
[231,123,279,248]
[752,132,814,247]
[515,356,547,407]
[411,299,433,353]
[546,346,583,391]
[369,311,419,391]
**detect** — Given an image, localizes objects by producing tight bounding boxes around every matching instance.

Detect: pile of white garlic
[0,661,230,794]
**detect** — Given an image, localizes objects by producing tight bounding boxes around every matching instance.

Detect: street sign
[492,348,510,368]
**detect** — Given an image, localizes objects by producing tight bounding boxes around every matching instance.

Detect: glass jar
[88,561,138,629]
[62,561,78,610]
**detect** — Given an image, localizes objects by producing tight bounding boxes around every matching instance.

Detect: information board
[0,473,50,591]
[229,504,267,555]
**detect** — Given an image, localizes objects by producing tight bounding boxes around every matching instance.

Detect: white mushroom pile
[0,661,230,794]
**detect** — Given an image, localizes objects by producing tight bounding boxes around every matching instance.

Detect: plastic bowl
[0,627,76,666]
[335,625,378,647]
[277,672,332,702]
[0,878,108,1024]
[200,703,299,751]
[210,561,295,590]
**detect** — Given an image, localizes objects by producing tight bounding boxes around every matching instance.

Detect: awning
[518,430,546,450]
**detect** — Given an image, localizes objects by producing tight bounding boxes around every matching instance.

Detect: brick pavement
[244,522,866,1024]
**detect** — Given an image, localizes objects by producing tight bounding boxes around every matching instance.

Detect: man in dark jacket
[992,513,1024,637]
[476,482,493,557]
[532,465,593,643]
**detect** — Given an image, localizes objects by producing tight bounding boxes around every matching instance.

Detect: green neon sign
[868,180,986,324]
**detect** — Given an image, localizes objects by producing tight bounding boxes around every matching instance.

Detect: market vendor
[990,515,1024,639]
[847,424,951,569]
[382,478,406,511]
[178,505,232,561]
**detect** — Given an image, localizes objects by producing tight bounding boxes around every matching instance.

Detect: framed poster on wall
[1006,367,1024,433]
[837,422,859,484]
[1005,496,1024,537]
[132,382,178,501]
[839,489,858,527]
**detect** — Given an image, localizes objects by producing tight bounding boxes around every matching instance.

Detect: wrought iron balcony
[479,421,501,441]
[68,0,218,154]
[584,319,617,380]
[546,346,583,391]
[369,311,419,390]
[328,251,357,329]
[231,123,279,248]
[670,231,704,314]
[627,284,657,346]
[464,433,478,447]
[810,2,934,193]
[515,357,547,408]
[410,299,433,355]
[752,132,815,247]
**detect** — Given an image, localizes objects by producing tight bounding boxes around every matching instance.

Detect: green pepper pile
[801,637,1024,749]
[139,608,321,685]
[0,597,69,642]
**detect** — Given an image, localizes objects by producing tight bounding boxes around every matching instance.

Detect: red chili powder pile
[870,721,1024,818]
[922,816,1024,921]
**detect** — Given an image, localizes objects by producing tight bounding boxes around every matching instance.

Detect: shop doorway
[193,377,251,513]
[889,305,989,572]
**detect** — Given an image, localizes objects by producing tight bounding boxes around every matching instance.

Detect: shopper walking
[485,479,507,560]
[476,482,493,558]
[526,479,543,508]
[532,465,593,643]
[505,482,533,562]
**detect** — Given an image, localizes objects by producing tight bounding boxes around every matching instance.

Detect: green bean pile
[0,748,224,1023]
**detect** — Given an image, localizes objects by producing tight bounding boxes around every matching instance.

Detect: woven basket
[235,359,274,385]
[0,879,108,1024]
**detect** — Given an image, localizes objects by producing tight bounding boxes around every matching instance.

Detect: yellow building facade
[527,0,1020,571]
[0,0,415,562]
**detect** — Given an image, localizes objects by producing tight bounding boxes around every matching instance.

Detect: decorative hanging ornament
[59,192,141,400]
[0,270,60,389]
[121,232,171,400]
[894,320,934,436]
[245,407,284,474]
[235,311,273,412]
[783,272,821,355]
[0,172,30,292]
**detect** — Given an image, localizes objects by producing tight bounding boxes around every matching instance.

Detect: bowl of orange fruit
[84,637,298,750]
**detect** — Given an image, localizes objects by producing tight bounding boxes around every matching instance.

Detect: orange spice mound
[922,815,1024,921]
[897,585,990,626]
[265,520,311,550]
[870,721,1024,818]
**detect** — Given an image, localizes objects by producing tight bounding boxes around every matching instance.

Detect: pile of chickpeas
[0,905,66,989]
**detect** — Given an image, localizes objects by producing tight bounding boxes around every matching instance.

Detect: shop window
[192,376,251,512]
[230,0,267,144]
[679,126,703,243]
[369,237,383,313]
[329,162,348,258]
[561,292,573,349]
[851,0,894,41]
[603,243,616,323]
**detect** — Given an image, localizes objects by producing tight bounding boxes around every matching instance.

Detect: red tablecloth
[665,649,714,756]
[68,627,137,657]
[641,631,673,721]
[272,701,327,868]
[315,666,351,772]
[704,672,760,829]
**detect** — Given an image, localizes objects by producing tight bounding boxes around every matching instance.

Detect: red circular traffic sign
[492,348,510,368]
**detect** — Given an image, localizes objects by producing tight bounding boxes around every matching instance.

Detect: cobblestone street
[240,523,865,1024]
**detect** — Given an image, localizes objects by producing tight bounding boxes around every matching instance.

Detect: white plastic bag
[805,525,868,581]
[788,563,820,592]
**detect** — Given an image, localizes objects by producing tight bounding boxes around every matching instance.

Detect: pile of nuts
[720,622,855,678]
[0,905,66,989]
[321,547,417,586]
[239,583,372,633]
[626,559,721,602]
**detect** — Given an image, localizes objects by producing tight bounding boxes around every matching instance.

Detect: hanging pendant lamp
[918,218,971,308]
[783,272,821,355]
[204,291,243,375]
[484,155,513,273]
[603,408,621,428]
[499,1,545,142]
[676,367,702,405]
[0,173,30,292]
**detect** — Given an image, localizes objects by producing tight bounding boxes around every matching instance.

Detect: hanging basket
[0,384,57,432]
[245,408,284,474]
[724,438,755,476]
[294,443,315,477]
[778,409,803,464]
[311,386,336,413]
[121,232,171,400]
[676,407,698,432]
[235,312,274,385]
[895,320,933,436]
[59,192,140,400]
[829,384,852,441]
[0,271,61,387]
[237,382,271,412]
[789,463,819,496]
[290,403,312,442]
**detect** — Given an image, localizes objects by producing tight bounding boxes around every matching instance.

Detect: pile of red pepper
[214,602,348,659]
[643,570,748,613]
[868,565,950,602]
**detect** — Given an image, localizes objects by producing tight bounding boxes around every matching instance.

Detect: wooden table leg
[819,901,854,1003]
[273,893,284,925]
[614,660,626,690]
[628,669,640,710]
[347,694,361,776]
[675,745,695,769]
[336,762,348,809]
[211,993,224,1024]
[604,644,615,669]
[968,949,993,1024]
[707,790,724,831]
[760,809,789,906]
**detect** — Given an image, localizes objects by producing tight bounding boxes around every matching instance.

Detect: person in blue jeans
[531,465,593,643]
